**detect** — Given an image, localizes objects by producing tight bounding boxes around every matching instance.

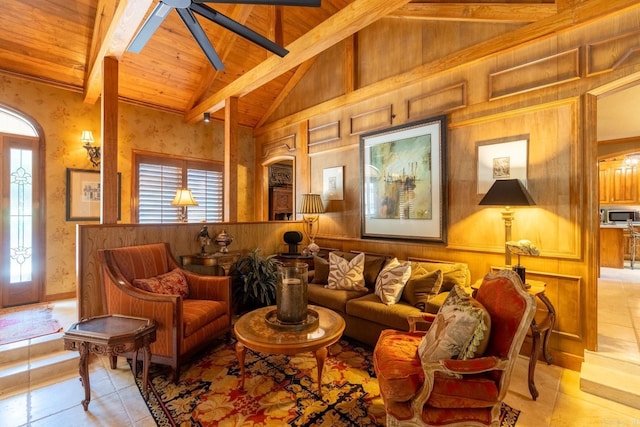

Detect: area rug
[132,338,520,426]
[0,304,63,345]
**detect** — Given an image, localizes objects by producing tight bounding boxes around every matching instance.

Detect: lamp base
[306,241,320,256]
[512,265,526,286]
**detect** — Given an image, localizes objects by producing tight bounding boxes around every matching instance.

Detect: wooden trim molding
[407,82,467,120]
[308,120,341,146]
[261,134,296,159]
[349,105,394,136]
[489,48,581,100]
[586,28,640,77]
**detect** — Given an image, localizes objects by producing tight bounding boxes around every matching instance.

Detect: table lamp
[171,188,198,222]
[479,179,535,266]
[298,193,324,255]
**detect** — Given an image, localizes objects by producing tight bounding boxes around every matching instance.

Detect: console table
[180,251,240,276]
[63,314,156,410]
[472,278,555,401]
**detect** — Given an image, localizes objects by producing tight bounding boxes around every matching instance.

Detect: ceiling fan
[127,0,321,70]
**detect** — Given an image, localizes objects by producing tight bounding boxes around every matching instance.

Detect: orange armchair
[98,243,231,382]
[373,269,536,426]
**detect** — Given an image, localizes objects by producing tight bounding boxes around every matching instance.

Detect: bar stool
[627,219,640,269]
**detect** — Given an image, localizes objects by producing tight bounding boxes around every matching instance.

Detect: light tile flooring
[2,276,640,426]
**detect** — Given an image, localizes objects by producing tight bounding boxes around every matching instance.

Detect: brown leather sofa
[98,242,231,381]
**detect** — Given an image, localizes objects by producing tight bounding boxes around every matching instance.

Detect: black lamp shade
[479,179,535,206]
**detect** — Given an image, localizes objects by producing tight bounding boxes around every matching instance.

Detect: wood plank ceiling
[0,0,560,129]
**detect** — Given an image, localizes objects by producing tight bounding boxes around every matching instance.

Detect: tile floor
[1,272,640,426]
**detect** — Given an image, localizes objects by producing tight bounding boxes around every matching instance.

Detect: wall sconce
[298,193,324,255]
[203,112,211,123]
[171,188,198,222]
[479,179,536,266]
[81,130,100,168]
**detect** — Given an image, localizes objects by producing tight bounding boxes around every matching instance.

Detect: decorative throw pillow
[402,269,443,311]
[331,251,387,290]
[375,258,412,305]
[417,285,491,361]
[326,252,367,291]
[312,255,330,285]
[133,268,190,298]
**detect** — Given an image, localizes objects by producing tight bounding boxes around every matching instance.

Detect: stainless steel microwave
[607,210,640,223]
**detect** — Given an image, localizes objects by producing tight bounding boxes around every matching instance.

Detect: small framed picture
[476,136,529,194]
[323,166,344,201]
[66,168,121,221]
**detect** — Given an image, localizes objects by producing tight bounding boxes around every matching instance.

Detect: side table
[181,251,240,276]
[63,314,157,410]
[472,278,555,401]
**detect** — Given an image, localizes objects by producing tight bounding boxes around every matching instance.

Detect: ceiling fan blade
[128,2,174,53]
[190,3,288,57]
[175,8,225,70]
[193,0,321,6]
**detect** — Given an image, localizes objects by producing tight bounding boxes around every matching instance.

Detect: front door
[1,134,42,307]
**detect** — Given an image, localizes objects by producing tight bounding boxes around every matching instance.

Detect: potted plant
[230,249,279,314]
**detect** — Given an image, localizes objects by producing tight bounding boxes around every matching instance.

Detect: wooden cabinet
[599,159,639,205]
[270,187,293,220]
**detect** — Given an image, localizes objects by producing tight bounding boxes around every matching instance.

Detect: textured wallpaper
[0,74,253,299]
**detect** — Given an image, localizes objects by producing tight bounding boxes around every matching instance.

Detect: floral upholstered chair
[373,269,536,426]
[99,242,231,382]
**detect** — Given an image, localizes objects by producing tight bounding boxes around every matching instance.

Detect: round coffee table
[234,304,345,397]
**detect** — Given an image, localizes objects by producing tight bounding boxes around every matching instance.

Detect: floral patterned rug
[0,304,62,345]
[132,338,520,426]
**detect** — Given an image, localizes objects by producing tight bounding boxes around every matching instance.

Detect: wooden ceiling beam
[185,0,414,123]
[84,0,153,104]
[388,3,557,23]
[255,0,640,135]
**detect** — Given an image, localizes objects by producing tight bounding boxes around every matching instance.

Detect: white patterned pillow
[417,285,491,361]
[326,252,366,291]
[375,258,412,305]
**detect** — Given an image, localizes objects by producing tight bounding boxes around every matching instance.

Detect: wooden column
[101,56,119,224]
[224,96,238,222]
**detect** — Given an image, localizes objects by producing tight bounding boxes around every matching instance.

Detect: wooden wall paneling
[489,48,581,100]
[349,104,394,135]
[586,28,640,77]
[77,222,306,320]
[407,82,467,120]
[308,121,341,146]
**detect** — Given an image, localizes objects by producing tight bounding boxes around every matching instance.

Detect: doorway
[0,107,44,307]
[267,160,294,221]
[595,80,640,363]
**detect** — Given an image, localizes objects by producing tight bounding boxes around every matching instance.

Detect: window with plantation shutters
[134,152,223,223]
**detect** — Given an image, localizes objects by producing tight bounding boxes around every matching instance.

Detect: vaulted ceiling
[2,1,572,129]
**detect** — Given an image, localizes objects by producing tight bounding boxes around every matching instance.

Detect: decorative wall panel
[407,83,467,120]
[308,121,341,146]
[261,134,296,159]
[586,29,640,76]
[350,105,393,136]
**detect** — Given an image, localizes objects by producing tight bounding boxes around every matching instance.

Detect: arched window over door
[0,106,44,307]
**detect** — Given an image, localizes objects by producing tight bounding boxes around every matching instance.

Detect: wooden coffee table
[234,305,345,397]
[63,314,156,410]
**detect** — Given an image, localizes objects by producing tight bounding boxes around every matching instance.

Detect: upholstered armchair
[99,243,231,382]
[373,269,536,426]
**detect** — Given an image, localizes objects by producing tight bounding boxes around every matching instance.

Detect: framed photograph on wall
[66,168,121,221]
[476,135,529,194]
[360,115,447,242]
[323,166,344,201]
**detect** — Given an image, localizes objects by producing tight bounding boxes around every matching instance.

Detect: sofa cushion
[346,293,423,331]
[418,285,491,361]
[402,269,443,311]
[327,252,367,291]
[307,283,366,314]
[132,268,189,298]
[375,258,412,305]
[410,261,471,292]
[312,255,330,285]
[332,251,386,290]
